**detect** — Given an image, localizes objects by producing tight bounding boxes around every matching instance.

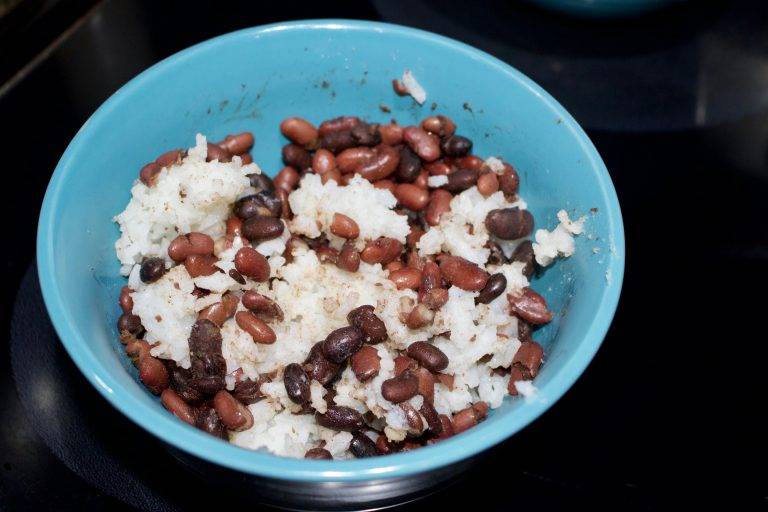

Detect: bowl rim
[36,19,625,482]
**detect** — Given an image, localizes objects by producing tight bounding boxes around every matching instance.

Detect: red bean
[485,208,533,240]
[477,173,500,196]
[444,168,478,193]
[139,356,169,394]
[415,367,435,403]
[403,126,441,162]
[241,216,284,242]
[155,149,184,168]
[167,232,214,262]
[400,402,424,433]
[425,189,452,226]
[280,117,318,146]
[421,115,456,138]
[507,366,531,395]
[422,288,449,310]
[213,390,254,431]
[389,267,422,290]
[274,166,300,192]
[184,254,219,278]
[312,148,336,175]
[457,155,484,171]
[235,311,277,344]
[218,132,254,155]
[360,237,403,265]
[451,401,488,434]
[507,288,553,325]
[139,162,162,186]
[420,399,442,434]
[337,241,360,272]
[206,142,232,162]
[373,179,397,194]
[499,164,520,197]
[512,341,545,377]
[394,183,430,211]
[394,355,418,376]
[226,217,243,237]
[234,247,270,281]
[330,213,360,239]
[305,447,333,460]
[119,285,134,313]
[351,345,381,382]
[439,255,489,291]
[318,116,361,136]
[198,293,240,327]
[396,146,421,182]
[282,143,312,170]
[425,161,451,176]
[378,123,403,145]
[161,388,195,425]
[241,291,284,322]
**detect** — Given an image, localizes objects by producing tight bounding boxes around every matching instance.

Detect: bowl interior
[37,20,624,481]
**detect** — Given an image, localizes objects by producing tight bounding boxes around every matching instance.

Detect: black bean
[485,208,534,240]
[441,135,473,157]
[351,122,382,146]
[234,193,282,219]
[517,319,533,344]
[284,363,311,404]
[381,370,419,403]
[397,146,421,182]
[475,273,507,305]
[322,326,364,364]
[282,143,312,170]
[406,342,449,372]
[320,130,357,153]
[347,305,388,344]
[444,168,478,193]
[166,360,204,404]
[487,241,508,265]
[511,240,536,278]
[303,342,343,386]
[420,400,442,435]
[247,173,275,193]
[350,431,379,458]
[242,216,284,242]
[188,320,226,395]
[117,313,144,336]
[315,405,364,431]
[195,404,228,440]
[139,257,166,283]
[232,377,266,405]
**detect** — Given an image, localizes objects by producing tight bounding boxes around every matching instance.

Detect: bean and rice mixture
[114,114,584,460]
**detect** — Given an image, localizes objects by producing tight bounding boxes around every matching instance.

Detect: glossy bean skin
[477,172,499,196]
[378,123,403,145]
[234,246,270,281]
[338,145,400,182]
[499,164,520,197]
[451,402,488,434]
[444,168,478,193]
[312,148,336,175]
[405,304,435,329]
[389,267,422,290]
[183,254,219,278]
[319,116,360,136]
[241,291,284,322]
[351,345,381,382]
[373,179,397,193]
[194,404,228,439]
[274,166,300,192]
[119,285,134,313]
[198,293,240,327]
[393,355,418,376]
[420,400,442,434]
[485,208,534,240]
[420,115,455,138]
[282,143,312,170]
[512,341,544,377]
[161,388,196,425]
[139,162,162,186]
[167,232,215,262]
[242,216,284,242]
[155,149,184,168]
[415,367,435,403]
[213,390,254,431]
[439,255,489,292]
[511,240,536,278]
[330,213,360,239]
[305,447,333,460]
[280,117,318,146]
[487,241,508,266]
[322,326,364,363]
[403,126,441,162]
[381,370,419,403]
[457,155,484,171]
[218,132,254,155]
[233,377,267,404]
[315,405,365,431]
[337,241,361,272]
[406,341,449,372]
[475,273,507,304]
[394,183,430,211]
[140,257,166,283]
[139,356,169,394]
[507,365,531,396]
[400,402,424,433]
[350,432,379,458]
[422,288,449,310]
[440,135,472,157]
[283,363,311,404]
[117,313,144,336]
[360,238,403,265]
[396,146,421,182]
[235,311,277,344]
[347,305,388,344]
[425,189,452,226]
[507,288,553,325]
[234,192,282,219]
[303,342,343,386]
[206,142,232,163]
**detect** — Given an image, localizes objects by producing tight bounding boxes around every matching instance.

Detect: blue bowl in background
[37,20,624,509]
[526,0,681,18]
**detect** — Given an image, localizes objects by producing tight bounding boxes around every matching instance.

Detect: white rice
[115,133,583,459]
[400,70,427,104]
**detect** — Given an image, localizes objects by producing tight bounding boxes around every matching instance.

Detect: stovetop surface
[1,0,765,510]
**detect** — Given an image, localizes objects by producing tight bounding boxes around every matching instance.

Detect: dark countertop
[1,0,765,510]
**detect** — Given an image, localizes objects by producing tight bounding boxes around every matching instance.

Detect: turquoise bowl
[37,19,624,508]
[525,0,680,17]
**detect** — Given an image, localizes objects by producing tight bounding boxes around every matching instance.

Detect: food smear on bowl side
[112,114,583,459]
